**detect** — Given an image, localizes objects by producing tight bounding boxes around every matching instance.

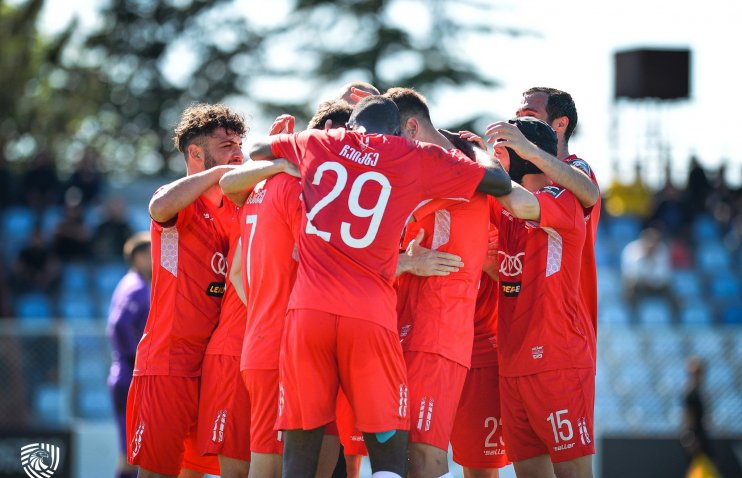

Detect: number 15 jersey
[271,128,486,332]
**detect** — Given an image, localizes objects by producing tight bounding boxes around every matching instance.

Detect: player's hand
[401,229,464,277]
[484,121,541,161]
[269,114,295,135]
[350,87,373,104]
[482,227,499,279]
[458,130,487,152]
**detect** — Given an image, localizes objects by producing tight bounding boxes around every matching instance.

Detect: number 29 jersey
[271,128,485,332]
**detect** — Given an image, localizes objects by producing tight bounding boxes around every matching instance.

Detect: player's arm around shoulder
[494,181,541,222]
[149,165,235,225]
[220,157,298,206]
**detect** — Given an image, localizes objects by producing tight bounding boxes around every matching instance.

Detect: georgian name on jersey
[339,144,380,167]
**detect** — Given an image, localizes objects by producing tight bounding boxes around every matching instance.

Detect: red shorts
[197,354,251,461]
[405,351,467,450]
[126,375,220,476]
[242,369,283,455]
[500,368,595,463]
[336,389,367,456]
[450,365,509,469]
[277,309,409,432]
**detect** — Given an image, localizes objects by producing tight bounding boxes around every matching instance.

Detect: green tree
[85,0,267,174]
[0,0,105,166]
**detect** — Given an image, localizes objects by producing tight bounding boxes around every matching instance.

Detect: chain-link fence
[0,322,112,429]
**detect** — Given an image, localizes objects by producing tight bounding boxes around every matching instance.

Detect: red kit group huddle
[125,82,601,478]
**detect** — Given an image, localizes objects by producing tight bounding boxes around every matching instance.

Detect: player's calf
[362,430,408,477]
[282,427,325,478]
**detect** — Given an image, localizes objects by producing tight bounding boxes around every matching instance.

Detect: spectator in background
[66,149,104,206]
[680,356,721,478]
[52,202,92,262]
[707,162,735,234]
[11,227,62,297]
[21,150,63,212]
[685,155,712,221]
[650,160,693,268]
[106,231,152,478]
[93,197,133,262]
[604,161,652,220]
[620,227,676,316]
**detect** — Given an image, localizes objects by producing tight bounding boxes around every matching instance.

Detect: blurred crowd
[0,150,135,318]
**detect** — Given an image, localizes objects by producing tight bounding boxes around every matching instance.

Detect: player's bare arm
[219,157,299,206]
[485,121,599,208]
[495,180,541,222]
[471,147,513,197]
[396,229,464,277]
[149,165,236,224]
[229,240,246,305]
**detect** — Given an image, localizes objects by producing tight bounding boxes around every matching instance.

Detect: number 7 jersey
[271,128,486,332]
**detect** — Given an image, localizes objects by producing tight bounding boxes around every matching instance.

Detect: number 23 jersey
[271,128,485,332]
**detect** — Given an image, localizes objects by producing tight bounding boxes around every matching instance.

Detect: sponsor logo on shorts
[416,397,434,432]
[212,409,227,443]
[531,345,544,359]
[553,442,575,452]
[20,443,60,478]
[578,417,591,445]
[398,384,408,418]
[131,422,144,458]
[484,449,506,456]
[206,282,226,297]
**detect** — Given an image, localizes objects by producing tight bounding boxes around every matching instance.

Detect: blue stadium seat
[624,394,673,433]
[1,206,35,239]
[711,395,742,433]
[687,330,726,361]
[40,206,62,239]
[597,267,622,302]
[60,263,90,293]
[608,215,641,249]
[671,270,703,300]
[644,330,684,362]
[637,297,673,326]
[77,386,113,419]
[34,383,63,424]
[697,241,731,274]
[599,299,631,327]
[95,262,128,303]
[75,355,109,384]
[655,364,686,399]
[721,302,742,325]
[59,293,96,321]
[709,273,741,303]
[14,293,54,326]
[680,302,714,326]
[613,365,653,398]
[693,214,720,242]
[705,362,736,394]
[128,209,152,232]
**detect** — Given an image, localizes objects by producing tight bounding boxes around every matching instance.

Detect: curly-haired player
[126,103,246,478]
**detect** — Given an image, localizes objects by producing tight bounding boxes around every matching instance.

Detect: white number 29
[305,161,391,249]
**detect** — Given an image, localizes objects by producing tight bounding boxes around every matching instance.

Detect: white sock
[371,472,402,478]
[438,474,454,478]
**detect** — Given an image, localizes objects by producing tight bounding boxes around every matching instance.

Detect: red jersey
[271,128,486,332]
[205,199,246,357]
[564,155,600,344]
[239,174,303,370]
[494,185,593,377]
[134,195,229,377]
[470,271,499,368]
[397,194,489,368]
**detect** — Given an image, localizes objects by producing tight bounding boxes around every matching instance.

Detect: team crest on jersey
[568,159,592,176]
[531,345,544,359]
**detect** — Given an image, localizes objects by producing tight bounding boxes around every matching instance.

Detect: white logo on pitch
[211,252,227,276]
[20,443,60,478]
[498,251,524,277]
